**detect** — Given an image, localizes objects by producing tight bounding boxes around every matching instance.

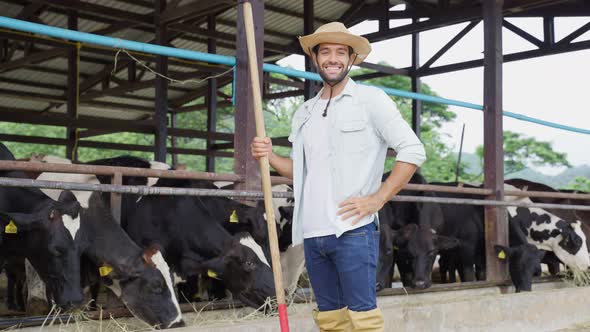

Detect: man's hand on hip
[337,194,387,225]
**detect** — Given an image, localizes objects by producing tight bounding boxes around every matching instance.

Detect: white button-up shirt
[288,78,426,245]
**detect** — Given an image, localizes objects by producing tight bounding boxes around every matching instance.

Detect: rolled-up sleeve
[369,88,426,167]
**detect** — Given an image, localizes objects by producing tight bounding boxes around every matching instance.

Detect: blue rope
[0,16,588,135]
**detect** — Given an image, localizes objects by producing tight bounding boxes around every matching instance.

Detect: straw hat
[299,22,371,65]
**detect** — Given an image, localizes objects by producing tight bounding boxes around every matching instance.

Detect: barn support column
[483,0,508,282]
[234,0,264,191]
[66,11,78,161]
[303,0,315,101]
[171,112,178,166]
[206,15,218,172]
[411,17,421,137]
[154,0,169,162]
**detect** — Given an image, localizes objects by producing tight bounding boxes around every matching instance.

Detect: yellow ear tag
[4,221,17,234]
[393,245,399,250]
[207,270,220,280]
[498,250,506,260]
[99,265,113,277]
[229,210,239,224]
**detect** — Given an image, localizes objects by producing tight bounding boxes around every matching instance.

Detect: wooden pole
[242,2,289,331]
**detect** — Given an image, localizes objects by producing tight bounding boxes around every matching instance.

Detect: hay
[560,268,590,287]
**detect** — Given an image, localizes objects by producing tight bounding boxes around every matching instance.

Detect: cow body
[0,143,84,310]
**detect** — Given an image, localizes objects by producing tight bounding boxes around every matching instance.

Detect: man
[251,22,425,331]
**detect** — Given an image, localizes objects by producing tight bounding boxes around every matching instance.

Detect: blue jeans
[304,222,380,312]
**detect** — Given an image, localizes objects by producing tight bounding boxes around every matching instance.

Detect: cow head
[0,202,84,310]
[102,245,184,329]
[495,244,545,292]
[376,204,395,291]
[393,224,459,289]
[200,235,275,308]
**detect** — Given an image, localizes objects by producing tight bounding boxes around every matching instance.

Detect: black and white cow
[505,184,590,272]
[0,143,84,310]
[125,178,276,309]
[74,191,184,328]
[23,185,185,328]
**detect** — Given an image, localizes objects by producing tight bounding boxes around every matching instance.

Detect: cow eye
[152,283,164,294]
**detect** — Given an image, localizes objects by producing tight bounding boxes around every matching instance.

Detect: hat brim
[299,31,371,65]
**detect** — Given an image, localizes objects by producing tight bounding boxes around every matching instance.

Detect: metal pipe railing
[1,161,588,201]
[0,177,588,211]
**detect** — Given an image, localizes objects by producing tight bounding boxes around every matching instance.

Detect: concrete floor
[6,281,590,332]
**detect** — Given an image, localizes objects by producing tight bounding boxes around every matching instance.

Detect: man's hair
[312,44,354,56]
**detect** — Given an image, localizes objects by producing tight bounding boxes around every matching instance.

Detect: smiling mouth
[323,66,342,74]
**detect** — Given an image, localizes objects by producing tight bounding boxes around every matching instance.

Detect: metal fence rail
[0,177,588,211]
[1,161,588,201]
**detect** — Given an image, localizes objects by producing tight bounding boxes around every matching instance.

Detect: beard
[318,65,349,85]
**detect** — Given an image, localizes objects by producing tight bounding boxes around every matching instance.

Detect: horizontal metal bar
[0,177,588,211]
[0,160,241,182]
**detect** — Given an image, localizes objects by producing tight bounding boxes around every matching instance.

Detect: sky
[277,12,590,172]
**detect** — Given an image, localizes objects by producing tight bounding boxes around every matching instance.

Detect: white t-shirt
[301,98,340,238]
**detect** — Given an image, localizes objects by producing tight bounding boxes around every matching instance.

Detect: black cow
[494,214,545,292]
[125,179,276,309]
[378,173,456,290]
[74,191,184,328]
[0,143,84,310]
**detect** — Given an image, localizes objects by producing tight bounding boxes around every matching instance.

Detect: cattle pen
[0,0,589,331]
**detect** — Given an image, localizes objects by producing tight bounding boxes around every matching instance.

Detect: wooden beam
[421,20,480,70]
[39,0,153,25]
[0,106,235,141]
[502,19,544,48]
[66,11,78,161]
[265,3,330,25]
[303,0,316,101]
[411,17,421,137]
[0,48,66,73]
[483,0,508,283]
[0,133,233,158]
[154,0,168,162]
[160,1,233,24]
[206,15,217,173]
[235,0,263,191]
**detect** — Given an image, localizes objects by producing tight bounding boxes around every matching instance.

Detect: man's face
[313,43,354,85]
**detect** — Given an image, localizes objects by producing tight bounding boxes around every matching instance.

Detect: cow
[21,188,185,328]
[506,178,590,250]
[74,191,184,328]
[377,173,456,290]
[124,177,276,309]
[504,184,590,272]
[0,143,84,310]
[494,213,545,292]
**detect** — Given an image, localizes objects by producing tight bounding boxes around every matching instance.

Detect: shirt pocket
[337,120,369,153]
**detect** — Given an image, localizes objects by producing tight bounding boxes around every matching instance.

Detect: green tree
[474,131,571,179]
[566,177,590,192]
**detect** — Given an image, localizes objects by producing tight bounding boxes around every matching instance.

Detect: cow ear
[436,235,460,250]
[494,245,512,260]
[0,211,39,232]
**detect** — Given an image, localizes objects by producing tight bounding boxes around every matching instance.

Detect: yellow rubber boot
[312,307,352,332]
[347,308,384,332]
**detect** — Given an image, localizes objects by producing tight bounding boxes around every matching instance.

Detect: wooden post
[206,15,218,172]
[303,0,315,101]
[66,11,78,161]
[154,0,168,162]
[411,17,422,137]
[483,0,508,282]
[235,0,263,191]
[242,1,289,331]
